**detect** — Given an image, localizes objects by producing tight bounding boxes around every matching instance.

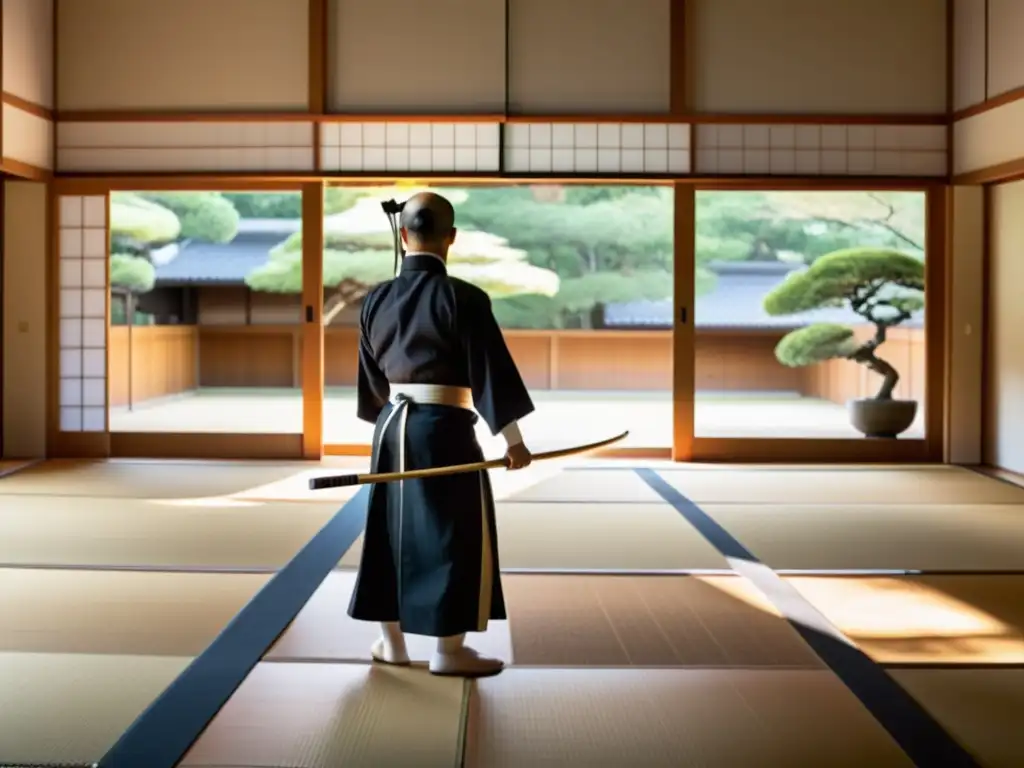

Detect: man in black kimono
[348,191,535,677]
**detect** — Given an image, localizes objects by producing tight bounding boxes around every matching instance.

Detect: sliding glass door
[98,179,945,463]
[320,181,677,459]
[675,183,945,463]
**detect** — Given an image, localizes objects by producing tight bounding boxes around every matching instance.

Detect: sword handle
[308,474,361,490]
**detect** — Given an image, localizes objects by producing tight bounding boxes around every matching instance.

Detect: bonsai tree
[763,248,925,400]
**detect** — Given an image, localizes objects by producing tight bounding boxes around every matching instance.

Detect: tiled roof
[603,261,925,329]
[153,220,294,285]
[153,230,925,330]
[153,235,277,285]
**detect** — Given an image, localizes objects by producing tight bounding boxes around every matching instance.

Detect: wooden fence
[107,324,926,408]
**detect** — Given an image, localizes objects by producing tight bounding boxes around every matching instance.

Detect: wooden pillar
[301,182,325,459]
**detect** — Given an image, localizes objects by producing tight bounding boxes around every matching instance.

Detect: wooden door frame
[301,181,325,459]
[43,175,950,464]
[318,178,678,460]
[672,183,695,461]
[49,177,317,460]
[0,179,5,458]
[673,180,948,464]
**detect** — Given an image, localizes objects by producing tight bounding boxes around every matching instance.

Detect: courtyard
[108,388,927,449]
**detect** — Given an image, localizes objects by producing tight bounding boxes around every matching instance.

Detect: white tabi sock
[371,621,410,665]
[430,633,504,677]
[437,634,465,655]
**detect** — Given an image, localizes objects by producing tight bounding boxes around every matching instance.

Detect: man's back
[356,252,534,435]
[360,254,472,389]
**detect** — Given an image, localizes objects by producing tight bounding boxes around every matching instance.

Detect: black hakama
[347,254,535,638]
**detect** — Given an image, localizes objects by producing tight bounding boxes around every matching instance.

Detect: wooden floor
[1,459,1022,767]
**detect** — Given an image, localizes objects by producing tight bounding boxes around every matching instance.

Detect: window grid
[503,122,691,174]
[694,123,948,176]
[57,120,947,178]
[57,122,315,173]
[58,195,108,433]
[321,121,502,173]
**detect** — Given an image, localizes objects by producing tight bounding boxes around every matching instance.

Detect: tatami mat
[463,668,912,767]
[502,574,821,668]
[0,458,560,504]
[0,495,340,568]
[657,466,1024,504]
[494,502,724,570]
[267,571,511,664]
[786,575,1024,664]
[703,503,1024,571]
[503,469,664,503]
[180,662,467,768]
[0,459,315,498]
[497,505,724,573]
[0,652,191,766]
[892,669,1024,768]
[244,461,586,504]
[259,460,584,504]
[0,568,268,656]
[340,501,726,571]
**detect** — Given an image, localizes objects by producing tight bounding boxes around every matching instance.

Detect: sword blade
[308,430,629,490]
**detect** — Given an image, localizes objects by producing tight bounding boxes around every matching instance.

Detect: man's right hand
[505,442,532,471]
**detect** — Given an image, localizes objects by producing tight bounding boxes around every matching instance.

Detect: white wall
[985,181,1024,473]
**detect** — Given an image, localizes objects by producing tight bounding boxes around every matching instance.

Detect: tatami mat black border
[504,497,1024,507]
[96,487,371,768]
[635,468,982,768]
[561,465,966,472]
[881,661,1024,670]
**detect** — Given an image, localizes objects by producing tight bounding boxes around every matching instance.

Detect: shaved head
[400,191,457,258]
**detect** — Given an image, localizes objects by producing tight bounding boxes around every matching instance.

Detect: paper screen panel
[695,123,947,176]
[986,181,1024,473]
[57,122,315,173]
[3,181,49,457]
[320,121,501,173]
[503,122,689,174]
[506,0,671,114]
[56,0,308,110]
[987,0,1024,99]
[58,196,108,433]
[689,0,946,114]
[953,0,987,110]
[2,0,54,108]
[947,186,984,464]
[327,0,506,113]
